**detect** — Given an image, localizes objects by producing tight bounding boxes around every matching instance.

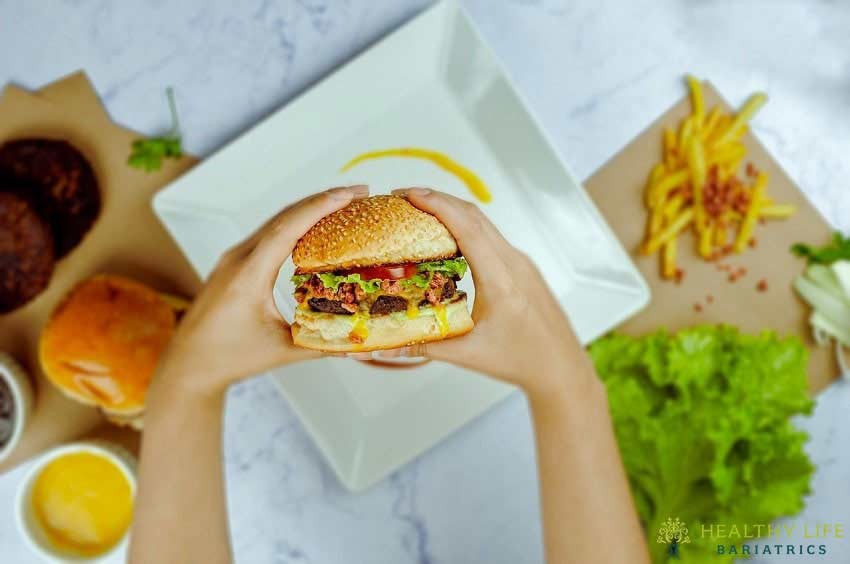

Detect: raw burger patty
[0,191,55,313]
[0,139,100,258]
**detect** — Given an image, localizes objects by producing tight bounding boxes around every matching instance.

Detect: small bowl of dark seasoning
[0,352,34,463]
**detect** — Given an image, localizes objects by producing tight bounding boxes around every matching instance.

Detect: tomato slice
[343,263,419,280]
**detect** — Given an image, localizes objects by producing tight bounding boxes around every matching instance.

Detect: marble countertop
[1,1,849,562]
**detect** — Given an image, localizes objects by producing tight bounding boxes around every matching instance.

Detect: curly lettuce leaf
[317,273,382,293]
[589,325,814,563]
[417,257,468,279]
[291,258,468,294]
[291,274,311,287]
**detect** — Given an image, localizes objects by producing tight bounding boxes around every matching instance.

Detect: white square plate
[153,0,649,491]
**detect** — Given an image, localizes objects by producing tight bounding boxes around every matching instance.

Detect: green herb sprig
[128,87,183,172]
[792,231,850,265]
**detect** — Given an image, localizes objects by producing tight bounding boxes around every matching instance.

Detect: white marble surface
[1,0,850,562]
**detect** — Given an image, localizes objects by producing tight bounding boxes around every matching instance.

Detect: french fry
[734,172,768,252]
[663,194,684,219]
[701,106,721,140]
[678,117,694,157]
[649,206,665,235]
[707,115,731,146]
[687,137,707,231]
[643,208,695,255]
[662,237,677,279]
[644,162,666,207]
[715,221,727,246]
[687,75,705,129]
[699,220,715,258]
[760,203,796,218]
[714,92,767,147]
[724,210,743,222]
[649,169,690,208]
[663,127,677,170]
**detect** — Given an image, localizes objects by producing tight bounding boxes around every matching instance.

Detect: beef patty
[0,191,55,313]
[0,139,101,258]
[308,297,354,315]
[370,295,409,315]
[305,275,460,316]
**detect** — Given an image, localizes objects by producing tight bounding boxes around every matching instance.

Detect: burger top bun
[292,195,458,272]
[39,274,187,428]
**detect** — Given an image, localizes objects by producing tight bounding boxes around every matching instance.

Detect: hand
[153,185,370,398]
[388,188,595,395]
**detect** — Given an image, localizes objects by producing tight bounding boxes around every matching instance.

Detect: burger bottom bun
[292,297,474,353]
[50,383,145,430]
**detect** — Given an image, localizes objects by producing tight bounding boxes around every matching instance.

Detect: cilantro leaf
[791,231,850,265]
[128,87,183,172]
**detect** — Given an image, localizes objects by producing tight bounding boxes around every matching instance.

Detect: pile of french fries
[641,75,796,279]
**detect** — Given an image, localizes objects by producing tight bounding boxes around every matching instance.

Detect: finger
[346,352,373,361]
[251,185,369,275]
[375,348,404,359]
[224,186,368,265]
[401,335,477,366]
[392,188,508,286]
[395,187,513,249]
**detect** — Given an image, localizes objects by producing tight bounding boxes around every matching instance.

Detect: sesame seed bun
[292,295,473,352]
[38,275,189,429]
[292,195,458,272]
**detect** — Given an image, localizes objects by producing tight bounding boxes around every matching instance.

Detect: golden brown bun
[292,195,458,272]
[39,275,188,428]
[291,296,474,352]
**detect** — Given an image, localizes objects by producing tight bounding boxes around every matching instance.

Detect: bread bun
[292,195,458,272]
[39,275,188,429]
[292,295,473,352]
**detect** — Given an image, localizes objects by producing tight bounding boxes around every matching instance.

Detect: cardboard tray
[0,72,200,473]
[585,82,837,393]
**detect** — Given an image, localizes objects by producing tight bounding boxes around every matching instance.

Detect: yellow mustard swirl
[342,148,492,203]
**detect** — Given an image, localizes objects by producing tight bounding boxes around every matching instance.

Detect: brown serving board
[0,72,201,472]
[585,82,836,394]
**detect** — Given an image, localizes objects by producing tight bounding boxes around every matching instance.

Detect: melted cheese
[342,148,492,203]
[349,312,370,343]
[31,452,133,557]
[406,303,420,319]
[434,304,449,337]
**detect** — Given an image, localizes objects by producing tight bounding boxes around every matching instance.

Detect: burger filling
[292,257,467,316]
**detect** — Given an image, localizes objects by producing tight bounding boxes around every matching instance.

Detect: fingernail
[326,186,355,201]
[348,184,369,198]
[392,187,430,197]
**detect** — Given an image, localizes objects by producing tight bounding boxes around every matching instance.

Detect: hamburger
[39,275,188,429]
[290,195,474,352]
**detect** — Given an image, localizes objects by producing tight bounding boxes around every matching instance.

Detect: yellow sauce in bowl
[31,452,133,557]
[342,148,492,203]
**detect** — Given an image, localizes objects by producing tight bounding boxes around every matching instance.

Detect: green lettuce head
[589,325,814,563]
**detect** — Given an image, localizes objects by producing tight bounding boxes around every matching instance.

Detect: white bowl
[0,352,34,464]
[15,441,137,563]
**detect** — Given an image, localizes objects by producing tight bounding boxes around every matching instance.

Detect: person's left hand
[153,185,369,398]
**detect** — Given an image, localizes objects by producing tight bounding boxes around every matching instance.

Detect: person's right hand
[388,188,596,395]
